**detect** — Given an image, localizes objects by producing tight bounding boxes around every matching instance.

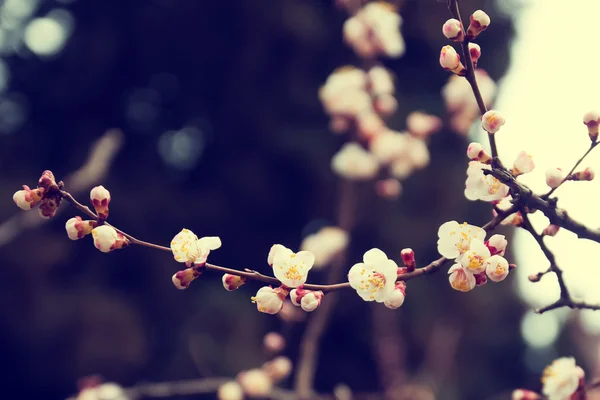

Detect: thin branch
[543,140,599,198]
[447,0,497,158]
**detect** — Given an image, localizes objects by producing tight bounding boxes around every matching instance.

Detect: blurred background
[1,0,598,399]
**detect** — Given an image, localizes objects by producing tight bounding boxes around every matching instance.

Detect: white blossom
[332,143,379,180]
[65,216,96,240]
[545,168,566,188]
[448,264,476,292]
[367,66,394,95]
[487,234,507,256]
[442,18,463,41]
[237,369,273,398]
[541,357,581,400]
[170,229,221,266]
[437,220,486,261]
[263,332,285,353]
[90,185,111,219]
[484,255,509,282]
[481,110,505,134]
[300,290,324,312]
[460,239,491,274]
[13,185,43,210]
[301,227,349,268]
[383,282,406,309]
[513,151,535,175]
[76,383,128,400]
[218,381,243,400]
[92,225,118,253]
[252,286,286,315]
[272,246,314,288]
[348,248,398,302]
[465,161,509,202]
[439,45,461,70]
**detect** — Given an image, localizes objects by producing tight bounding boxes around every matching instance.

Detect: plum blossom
[172,267,202,290]
[237,369,273,397]
[437,221,486,261]
[370,130,408,164]
[545,168,566,188]
[65,216,97,240]
[222,273,247,291]
[486,234,507,256]
[460,239,490,274]
[406,111,442,138]
[484,255,509,282]
[468,43,481,66]
[467,142,491,163]
[217,381,243,400]
[512,151,535,176]
[271,246,315,288]
[319,66,369,118]
[583,110,600,141]
[511,389,541,400]
[570,167,594,181]
[263,332,285,353]
[481,110,505,134]
[465,161,509,202]
[541,357,582,400]
[170,229,221,266]
[384,281,406,309]
[439,45,464,74]
[90,185,111,220]
[332,143,379,180]
[448,264,476,292]
[252,286,288,315]
[92,225,128,253]
[467,10,490,39]
[300,290,324,312]
[494,195,523,226]
[13,185,44,210]
[300,227,349,268]
[442,18,463,42]
[348,248,398,302]
[262,356,293,383]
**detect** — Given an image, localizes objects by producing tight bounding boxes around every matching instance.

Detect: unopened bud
[468,43,481,67]
[65,216,97,240]
[512,151,535,176]
[400,248,415,272]
[481,110,505,134]
[439,45,465,75]
[467,142,491,163]
[528,273,542,282]
[262,356,292,382]
[486,234,507,256]
[38,195,61,219]
[38,170,57,189]
[569,167,594,181]
[545,167,566,188]
[172,267,202,290]
[583,110,600,142]
[542,224,560,237]
[442,18,464,42]
[13,185,44,210]
[91,225,129,252]
[263,332,286,353]
[300,290,324,312]
[467,10,490,40]
[222,274,247,291]
[384,281,406,309]
[252,286,287,315]
[90,186,111,220]
[218,381,243,400]
[509,263,517,270]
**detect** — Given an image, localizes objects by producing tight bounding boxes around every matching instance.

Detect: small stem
[544,141,599,198]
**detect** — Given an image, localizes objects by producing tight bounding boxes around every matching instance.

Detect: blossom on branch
[512,151,535,176]
[486,234,507,256]
[170,229,221,267]
[484,254,509,282]
[332,143,379,180]
[76,382,128,400]
[465,161,509,202]
[262,356,293,383]
[481,110,505,134]
[439,45,465,75]
[493,196,523,226]
[172,267,202,290]
[460,239,491,274]
[222,273,247,291]
[348,248,398,302]
[583,110,600,142]
[442,18,464,42]
[217,381,243,400]
[406,111,442,139]
[92,225,129,253]
[300,290,324,312]
[252,286,288,315]
[437,221,486,261]
[271,246,315,288]
[545,167,566,189]
[468,43,481,67]
[65,216,97,240]
[13,185,44,210]
[384,281,406,309]
[300,227,349,268]
[467,10,491,40]
[237,369,273,397]
[90,185,111,220]
[511,389,541,400]
[569,167,594,181]
[448,264,476,292]
[541,357,583,400]
[467,142,491,163]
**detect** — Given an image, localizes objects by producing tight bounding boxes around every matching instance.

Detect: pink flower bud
[485,234,507,256]
[38,196,61,219]
[65,216,97,240]
[467,10,490,40]
[300,290,324,312]
[384,282,406,309]
[217,381,243,400]
[545,167,566,188]
[400,248,415,272]
[439,46,465,74]
[512,151,535,176]
[90,185,111,220]
[511,389,541,400]
[543,224,560,237]
[237,369,273,398]
[222,274,247,291]
[13,185,44,210]
[38,170,57,190]
[406,111,442,138]
[484,255,509,282]
[172,266,202,290]
[570,167,594,181]
[262,356,293,383]
[528,273,541,282]
[466,142,492,163]
[263,332,286,353]
[375,178,402,199]
[468,43,481,67]
[252,286,288,315]
[481,110,505,133]
[583,110,600,142]
[442,18,464,42]
[91,225,128,252]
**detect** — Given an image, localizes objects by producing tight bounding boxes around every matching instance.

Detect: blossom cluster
[13,170,63,219]
[437,221,513,292]
[513,357,585,400]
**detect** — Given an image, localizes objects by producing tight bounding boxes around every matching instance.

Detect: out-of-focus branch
[0,129,124,247]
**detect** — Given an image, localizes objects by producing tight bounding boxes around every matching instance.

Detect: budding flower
[13,185,44,210]
[170,229,221,266]
[222,273,247,291]
[384,281,406,309]
[252,286,288,315]
[481,110,505,133]
[65,216,97,240]
[543,224,560,237]
[400,248,415,272]
[486,234,507,256]
[262,356,293,382]
[442,18,464,42]
[467,10,490,40]
[512,151,535,176]
[448,264,476,292]
[406,111,442,138]
[439,45,465,75]
[583,110,600,142]
[569,167,594,181]
[218,381,243,400]
[90,186,111,220]
[237,369,273,398]
[484,255,509,282]
[466,142,491,163]
[39,196,62,219]
[263,332,286,353]
[468,43,481,67]
[38,170,57,189]
[91,225,129,252]
[545,167,566,188]
[300,290,324,312]
[172,267,202,290]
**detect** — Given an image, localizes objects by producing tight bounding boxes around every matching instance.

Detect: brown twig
[543,140,599,198]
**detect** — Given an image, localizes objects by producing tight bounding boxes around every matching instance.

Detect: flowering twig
[543,140,599,198]
[520,212,600,313]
